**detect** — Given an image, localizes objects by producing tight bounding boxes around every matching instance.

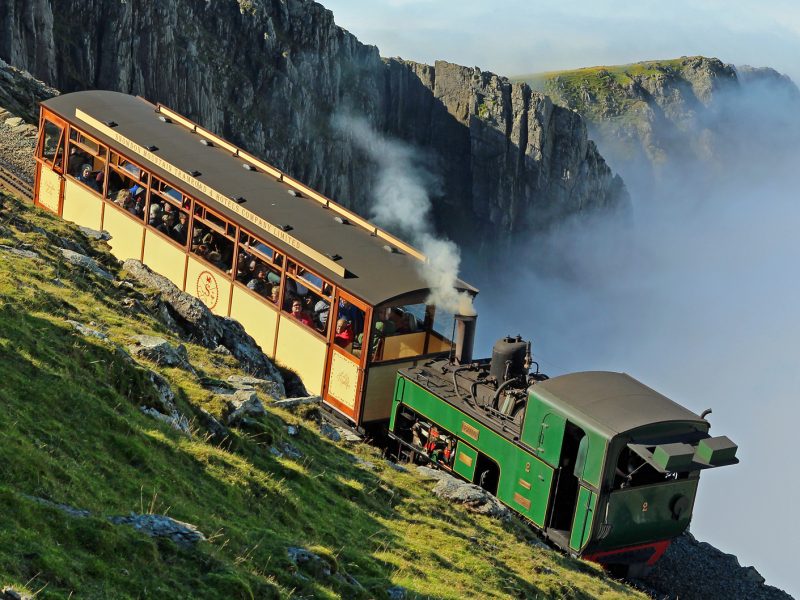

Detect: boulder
[108,513,205,547]
[65,319,108,341]
[287,546,333,578]
[196,407,229,442]
[275,441,302,460]
[432,473,510,519]
[227,374,282,400]
[143,369,177,413]
[223,390,266,425]
[0,244,38,259]
[140,406,190,435]
[416,465,450,481]
[59,248,114,280]
[1,588,31,600]
[127,335,191,369]
[387,586,408,600]
[271,395,322,410]
[78,226,111,241]
[319,422,341,442]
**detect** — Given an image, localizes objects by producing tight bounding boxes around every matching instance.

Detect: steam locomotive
[388,322,738,575]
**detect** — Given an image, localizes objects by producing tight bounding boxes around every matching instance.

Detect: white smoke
[331,113,475,315]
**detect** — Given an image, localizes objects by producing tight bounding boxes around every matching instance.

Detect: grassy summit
[0,192,642,598]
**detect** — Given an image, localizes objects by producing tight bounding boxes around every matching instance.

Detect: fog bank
[470,74,800,594]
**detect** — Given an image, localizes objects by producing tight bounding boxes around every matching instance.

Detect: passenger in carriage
[78,164,100,191]
[128,195,145,219]
[172,212,189,244]
[158,212,176,236]
[247,268,269,295]
[334,318,354,347]
[148,202,163,227]
[114,188,132,209]
[69,148,91,176]
[314,299,330,332]
[269,285,280,304]
[290,299,314,327]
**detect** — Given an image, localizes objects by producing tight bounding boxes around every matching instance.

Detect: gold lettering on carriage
[75,109,347,277]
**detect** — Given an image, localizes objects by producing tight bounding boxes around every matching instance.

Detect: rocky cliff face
[519,57,800,198]
[0,0,626,248]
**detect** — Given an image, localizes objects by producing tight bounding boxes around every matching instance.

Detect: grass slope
[514,57,701,126]
[0,193,643,599]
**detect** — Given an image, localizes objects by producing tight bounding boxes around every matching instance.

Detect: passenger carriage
[33,91,477,429]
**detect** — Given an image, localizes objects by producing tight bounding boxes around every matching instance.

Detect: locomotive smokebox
[490,336,529,382]
[454,314,477,364]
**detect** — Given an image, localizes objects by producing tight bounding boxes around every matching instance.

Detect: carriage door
[323,290,371,424]
[34,114,67,215]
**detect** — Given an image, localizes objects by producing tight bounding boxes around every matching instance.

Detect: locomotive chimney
[454,314,477,364]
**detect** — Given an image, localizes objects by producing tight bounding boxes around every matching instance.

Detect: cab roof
[533,371,708,438]
[41,90,478,307]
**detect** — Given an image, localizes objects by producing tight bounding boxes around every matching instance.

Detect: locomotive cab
[391,355,738,576]
[522,371,738,571]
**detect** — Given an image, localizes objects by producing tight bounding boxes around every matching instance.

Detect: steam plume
[332,113,475,315]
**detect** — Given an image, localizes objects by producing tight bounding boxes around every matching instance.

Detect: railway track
[0,162,33,202]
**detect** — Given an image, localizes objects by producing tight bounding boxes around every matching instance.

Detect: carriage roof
[42,91,477,307]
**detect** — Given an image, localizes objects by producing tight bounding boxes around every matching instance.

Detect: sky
[323,0,800,595]
[323,0,800,83]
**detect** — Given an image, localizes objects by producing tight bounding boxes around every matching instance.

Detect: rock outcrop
[525,57,800,195]
[0,0,626,248]
[0,57,57,123]
[640,532,792,600]
[122,259,285,389]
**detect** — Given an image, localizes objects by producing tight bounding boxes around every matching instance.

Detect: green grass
[513,57,705,124]
[0,193,644,599]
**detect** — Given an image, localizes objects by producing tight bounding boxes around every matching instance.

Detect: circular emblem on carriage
[196,270,219,309]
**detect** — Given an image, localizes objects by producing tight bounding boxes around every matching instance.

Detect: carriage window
[190,204,235,271]
[147,176,190,245]
[368,303,427,362]
[336,299,366,358]
[66,129,108,197]
[282,261,333,336]
[236,232,283,303]
[105,151,148,219]
[430,307,457,351]
[39,120,64,169]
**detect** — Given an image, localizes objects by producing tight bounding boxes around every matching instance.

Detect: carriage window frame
[64,128,108,196]
[104,150,149,218]
[281,259,334,338]
[145,175,191,249]
[38,118,65,172]
[189,201,238,274]
[235,230,285,304]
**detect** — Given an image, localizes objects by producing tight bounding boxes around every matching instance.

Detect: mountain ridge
[0,0,626,250]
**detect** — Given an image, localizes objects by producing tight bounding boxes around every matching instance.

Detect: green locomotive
[388,334,738,574]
